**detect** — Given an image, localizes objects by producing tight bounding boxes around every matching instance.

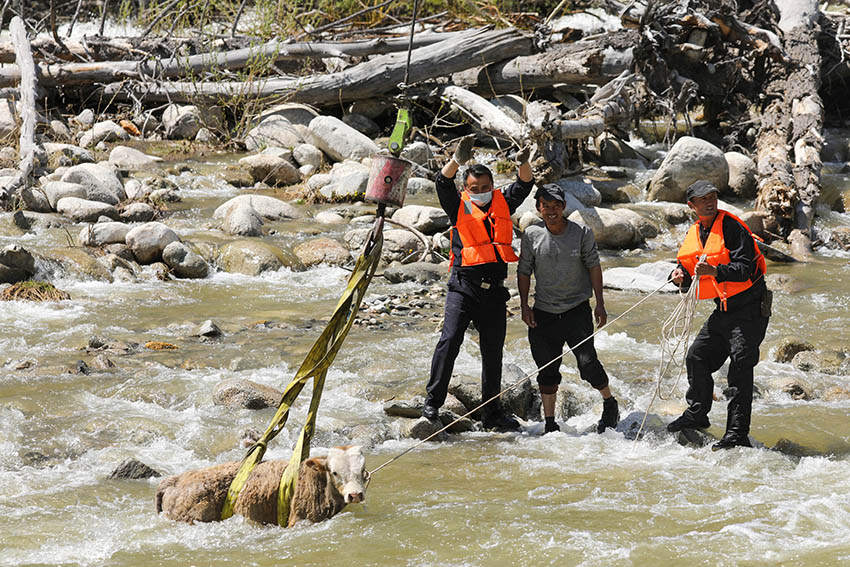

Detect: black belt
[458,274,505,289]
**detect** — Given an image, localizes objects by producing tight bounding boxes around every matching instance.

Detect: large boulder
[792,350,847,375]
[213,379,282,409]
[568,207,644,249]
[78,222,132,247]
[108,146,163,170]
[78,120,130,148]
[50,247,114,281]
[382,261,446,284]
[318,160,370,201]
[555,178,602,207]
[238,154,300,186]
[60,162,126,205]
[648,136,728,202]
[119,202,156,223]
[43,181,87,209]
[391,205,450,234]
[774,336,815,364]
[213,195,300,221]
[344,228,424,264]
[308,115,379,162]
[724,151,757,199]
[125,222,180,264]
[244,115,304,150]
[0,244,36,284]
[162,241,210,279]
[603,261,679,293]
[222,204,263,237]
[56,197,118,222]
[162,104,201,139]
[292,143,324,169]
[293,237,351,267]
[218,240,304,275]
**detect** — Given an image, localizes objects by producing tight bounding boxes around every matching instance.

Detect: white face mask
[468,191,493,206]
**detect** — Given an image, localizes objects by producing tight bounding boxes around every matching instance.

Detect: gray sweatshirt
[518,220,600,313]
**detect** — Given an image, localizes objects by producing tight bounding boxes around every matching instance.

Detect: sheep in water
[156,445,367,527]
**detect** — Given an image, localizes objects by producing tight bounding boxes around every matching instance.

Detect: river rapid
[1,157,849,567]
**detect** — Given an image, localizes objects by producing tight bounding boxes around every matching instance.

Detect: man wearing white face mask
[422,134,534,431]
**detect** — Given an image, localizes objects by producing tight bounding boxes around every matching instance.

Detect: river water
[1,159,849,567]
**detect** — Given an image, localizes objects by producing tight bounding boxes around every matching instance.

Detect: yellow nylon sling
[220,220,384,525]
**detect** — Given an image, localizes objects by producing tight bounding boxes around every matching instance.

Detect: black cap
[534,184,566,203]
[686,180,719,202]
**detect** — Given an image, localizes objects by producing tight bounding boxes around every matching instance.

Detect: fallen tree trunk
[0,30,468,88]
[756,0,822,260]
[451,29,636,95]
[1,17,41,205]
[438,85,524,144]
[99,27,535,106]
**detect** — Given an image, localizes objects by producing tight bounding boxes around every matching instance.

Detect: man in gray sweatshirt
[517,185,619,434]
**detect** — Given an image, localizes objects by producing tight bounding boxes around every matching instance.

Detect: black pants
[528,301,608,391]
[425,274,510,413]
[683,300,769,438]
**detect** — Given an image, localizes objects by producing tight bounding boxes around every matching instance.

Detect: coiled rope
[366,275,678,484]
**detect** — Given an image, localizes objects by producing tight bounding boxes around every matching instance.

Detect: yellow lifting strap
[220,219,385,525]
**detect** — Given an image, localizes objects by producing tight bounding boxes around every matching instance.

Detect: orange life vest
[676,210,767,310]
[451,190,519,267]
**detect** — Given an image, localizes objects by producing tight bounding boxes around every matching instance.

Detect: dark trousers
[683,300,769,437]
[528,301,609,390]
[425,275,510,414]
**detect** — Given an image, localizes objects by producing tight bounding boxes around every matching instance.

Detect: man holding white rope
[668,180,771,451]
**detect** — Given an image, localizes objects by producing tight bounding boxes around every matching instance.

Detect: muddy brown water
[1,161,849,566]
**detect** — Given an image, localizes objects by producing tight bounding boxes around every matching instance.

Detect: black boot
[421,404,439,421]
[666,413,710,433]
[596,396,619,433]
[711,433,752,451]
[482,411,520,432]
[544,416,560,434]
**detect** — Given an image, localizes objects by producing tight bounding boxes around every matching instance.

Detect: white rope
[630,267,702,446]
[367,276,676,480]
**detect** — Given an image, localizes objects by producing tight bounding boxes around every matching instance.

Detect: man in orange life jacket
[421,134,534,431]
[668,180,771,450]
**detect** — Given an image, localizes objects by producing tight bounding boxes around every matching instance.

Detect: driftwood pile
[3,1,850,259]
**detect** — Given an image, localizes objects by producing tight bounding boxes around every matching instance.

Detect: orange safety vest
[676,210,767,310]
[451,190,519,267]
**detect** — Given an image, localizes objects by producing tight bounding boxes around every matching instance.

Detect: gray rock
[781,380,813,400]
[222,204,263,237]
[43,143,94,167]
[774,336,815,363]
[391,205,450,234]
[0,244,36,284]
[555,178,602,207]
[218,240,304,275]
[342,112,380,138]
[43,181,87,209]
[213,379,282,409]
[382,262,445,284]
[162,241,209,279]
[400,142,433,166]
[195,320,222,337]
[598,133,641,166]
[314,211,346,224]
[108,458,161,480]
[293,143,324,169]
[20,186,53,212]
[60,162,125,205]
[219,165,254,188]
[293,237,351,267]
[344,228,424,264]
[125,221,180,264]
[256,103,319,128]
[50,247,114,282]
[648,136,729,202]
[244,115,303,150]
[501,364,538,420]
[406,177,436,195]
[213,194,300,221]
[10,210,69,231]
[383,399,424,418]
[119,202,155,223]
[195,128,215,143]
[319,162,370,201]
[78,120,130,148]
[348,99,391,119]
[73,109,95,126]
[108,146,163,170]
[308,115,379,162]
[148,188,181,203]
[661,203,693,225]
[238,153,300,186]
[568,207,643,249]
[306,173,332,191]
[603,261,679,293]
[792,350,846,375]
[724,151,757,199]
[78,221,132,247]
[97,252,136,276]
[162,104,201,139]
[616,411,668,441]
[402,417,446,440]
[56,197,118,222]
